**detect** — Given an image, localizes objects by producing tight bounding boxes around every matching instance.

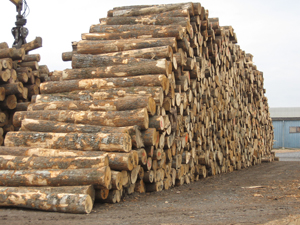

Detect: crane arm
[9,0,22,7]
[9,0,29,48]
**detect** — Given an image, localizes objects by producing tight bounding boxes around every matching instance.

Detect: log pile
[0,2,274,214]
[0,37,49,144]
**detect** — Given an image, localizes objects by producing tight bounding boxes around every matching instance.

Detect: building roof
[270,107,300,120]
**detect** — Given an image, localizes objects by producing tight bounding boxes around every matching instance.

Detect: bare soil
[0,160,299,225]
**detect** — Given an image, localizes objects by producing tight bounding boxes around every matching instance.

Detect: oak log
[5,131,132,152]
[0,167,111,189]
[33,86,164,106]
[71,57,172,76]
[0,187,93,214]
[76,37,177,54]
[20,119,143,149]
[0,147,135,171]
[13,108,149,129]
[28,96,156,115]
[0,155,109,170]
[40,75,169,94]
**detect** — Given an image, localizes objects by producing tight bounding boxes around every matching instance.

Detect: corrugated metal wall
[273,120,300,148]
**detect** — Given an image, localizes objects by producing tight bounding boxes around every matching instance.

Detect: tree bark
[20,119,143,148]
[23,54,41,62]
[0,187,94,214]
[13,108,149,130]
[28,96,156,115]
[0,147,135,171]
[0,82,23,95]
[5,131,132,152]
[76,37,177,54]
[21,37,43,53]
[40,75,169,94]
[0,166,111,189]
[71,57,172,77]
[33,87,164,106]
[100,16,189,25]
[111,3,193,17]
[0,155,108,170]
[85,25,184,40]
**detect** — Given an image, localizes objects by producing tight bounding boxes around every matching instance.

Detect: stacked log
[0,37,49,144]
[1,2,274,213]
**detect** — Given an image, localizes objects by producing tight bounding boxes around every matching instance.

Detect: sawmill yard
[0,156,299,225]
[1,1,299,224]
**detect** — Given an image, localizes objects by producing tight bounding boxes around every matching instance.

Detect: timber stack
[0,37,49,144]
[0,2,274,214]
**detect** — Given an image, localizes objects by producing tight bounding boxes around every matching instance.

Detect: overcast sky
[1,0,300,107]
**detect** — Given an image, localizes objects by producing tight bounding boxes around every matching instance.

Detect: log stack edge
[0,2,274,214]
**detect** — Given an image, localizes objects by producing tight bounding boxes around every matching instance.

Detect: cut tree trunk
[71,57,172,76]
[0,187,93,214]
[13,108,149,130]
[4,131,132,152]
[33,86,164,106]
[0,166,111,189]
[76,37,177,54]
[40,75,169,94]
[28,96,156,115]
[0,155,109,170]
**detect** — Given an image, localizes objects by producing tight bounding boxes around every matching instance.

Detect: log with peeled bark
[0,155,109,170]
[76,37,177,54]
[28,96,156,115]
[110,3,194,17]
[72,55,150,68]
[0,147,136,171]
[80,46,172,61]
[21,37,42,53]
[20,119,143,149]
[13,108,149,130]
[0,166,111,189]
[85,25,184,40]
[5,131,132,152]
[71,58,172,77]
[109,8,190,18]
[33,86,164,106]
[100,15,189,25]
[40,75,169,94]
[0,187,94,214]
[62,45,173,63]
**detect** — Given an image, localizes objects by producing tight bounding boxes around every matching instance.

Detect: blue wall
[273,120,300,148]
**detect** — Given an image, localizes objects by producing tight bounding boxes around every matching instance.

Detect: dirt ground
[0,154,299,225]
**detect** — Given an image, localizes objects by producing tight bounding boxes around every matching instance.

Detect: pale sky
[1,0,300,107]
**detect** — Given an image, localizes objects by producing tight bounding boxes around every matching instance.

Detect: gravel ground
[0,160,299,225]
